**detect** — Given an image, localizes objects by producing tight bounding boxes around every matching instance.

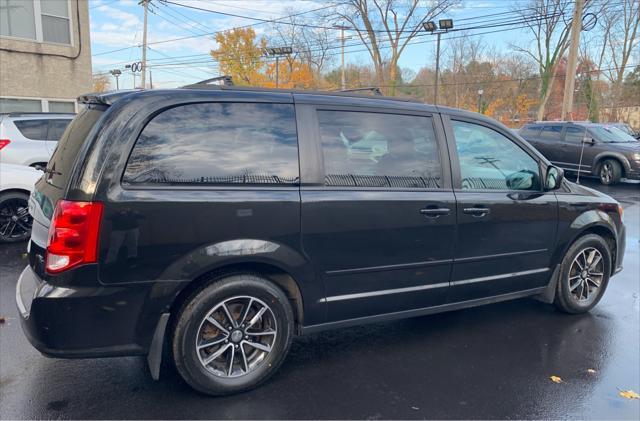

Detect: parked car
[18,88,625,396]
[0,163,41,242]
[0,113,74,168]
[519,121,640,185]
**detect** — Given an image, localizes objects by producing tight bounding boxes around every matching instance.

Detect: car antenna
[576,134,588,185]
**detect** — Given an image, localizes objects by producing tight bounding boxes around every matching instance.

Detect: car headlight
[633,152,640,161]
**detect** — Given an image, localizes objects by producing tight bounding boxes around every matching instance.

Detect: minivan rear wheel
[598,159,622,185]
[172,274,294,395]
[0,192,33,243]
[554,234,611,314]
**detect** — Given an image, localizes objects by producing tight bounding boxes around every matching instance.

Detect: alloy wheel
[600,163,613,184]
[195,296,277,378]
[0,198,32,241]
[568,247,604,304]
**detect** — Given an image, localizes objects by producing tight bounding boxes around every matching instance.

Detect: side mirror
[545,165,564,190]
[582,136,595,145]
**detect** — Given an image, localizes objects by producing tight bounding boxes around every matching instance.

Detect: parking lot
[0,178,638,420]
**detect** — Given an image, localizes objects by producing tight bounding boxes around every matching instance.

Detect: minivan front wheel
[172,274,294,395]
[598,159,622,185]
[554,234,611,314]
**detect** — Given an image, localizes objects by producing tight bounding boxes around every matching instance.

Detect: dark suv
[18,88,626,396]
[519,121,640,185]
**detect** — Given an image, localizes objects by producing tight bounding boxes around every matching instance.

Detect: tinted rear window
[540,125,563,140]
[13,119,72,140]
[48,119,72,140]
[14,120,49,140]
[45,107,105,188]
[123,103,299,185]
[519,125,541,138]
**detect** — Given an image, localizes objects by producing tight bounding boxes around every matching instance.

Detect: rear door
[560,125,591,174]
[443,116,557,302]
[298,101,456,323]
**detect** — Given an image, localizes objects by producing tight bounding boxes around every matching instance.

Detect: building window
[0,97,76,113]
[0,98,42,113]
[0,0,36,40]
[48,100,75,113]
[0,0,71,45]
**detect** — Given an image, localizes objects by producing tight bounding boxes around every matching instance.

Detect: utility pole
[149,71,153,89]
[335,25,350,90]
[140,0,149,89]
[561,0,584,120]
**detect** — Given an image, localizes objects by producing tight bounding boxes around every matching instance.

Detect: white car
[0,112,74,168]
[0,164,42,242]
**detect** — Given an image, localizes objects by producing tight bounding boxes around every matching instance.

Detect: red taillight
[0,139,10,150]
[45,200,103,274]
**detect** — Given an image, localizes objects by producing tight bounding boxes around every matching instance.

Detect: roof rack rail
[181,76,234,89]
[334,87,383,96]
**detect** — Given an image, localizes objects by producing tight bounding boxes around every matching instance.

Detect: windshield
[589,126,638,143]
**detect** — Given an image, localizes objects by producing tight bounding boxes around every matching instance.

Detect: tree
[264,59,315,89]
[601,0,639,116]
[332,0,454,95]
[211,28,267,86]
[270,15,335,88]
[511,0,578,120]
[92,74,111,92]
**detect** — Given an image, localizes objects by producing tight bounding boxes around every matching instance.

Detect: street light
[109,69,121,90]
[477,89,484,114]
[264,46,293,88]
[422,18,454,105]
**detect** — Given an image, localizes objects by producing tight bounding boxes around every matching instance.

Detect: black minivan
[18,88,626,395]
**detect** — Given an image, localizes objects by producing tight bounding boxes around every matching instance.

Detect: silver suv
[0,113,74,168]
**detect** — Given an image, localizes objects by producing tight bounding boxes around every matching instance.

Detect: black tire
[598,159,622,185]
[172,273,294,396]
[554,234,612,314]
[0,191,33,243]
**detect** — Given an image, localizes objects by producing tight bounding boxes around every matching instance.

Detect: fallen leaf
[619,390,640,400]
[587,369,597,374]
[550,375,563,383]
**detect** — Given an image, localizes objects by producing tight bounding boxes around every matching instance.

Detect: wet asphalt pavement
[0,178,638,419]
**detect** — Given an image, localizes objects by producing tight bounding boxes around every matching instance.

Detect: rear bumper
[16,265,176,358]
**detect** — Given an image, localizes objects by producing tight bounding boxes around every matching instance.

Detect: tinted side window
[564,126,586,142]
[520,125,541,138]
[540,125,563,140]
[123,103,299,185]
[48,119,72,140]
[452,120,541,191]
[317,111,442,188]
[14,119,49,140]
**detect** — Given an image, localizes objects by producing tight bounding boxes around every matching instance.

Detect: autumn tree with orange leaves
[211,28,267,86]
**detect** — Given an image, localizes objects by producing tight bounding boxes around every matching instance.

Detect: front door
[299,106,456,323]
[444,117,558,302]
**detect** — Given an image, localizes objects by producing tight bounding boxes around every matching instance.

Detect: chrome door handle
[463,207,490,217]
[420,207,451,217]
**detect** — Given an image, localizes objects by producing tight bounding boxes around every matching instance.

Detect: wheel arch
[592,152,630,177]
[168,261,306,335]
[0,188,31,198]
[553,222,618,278]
